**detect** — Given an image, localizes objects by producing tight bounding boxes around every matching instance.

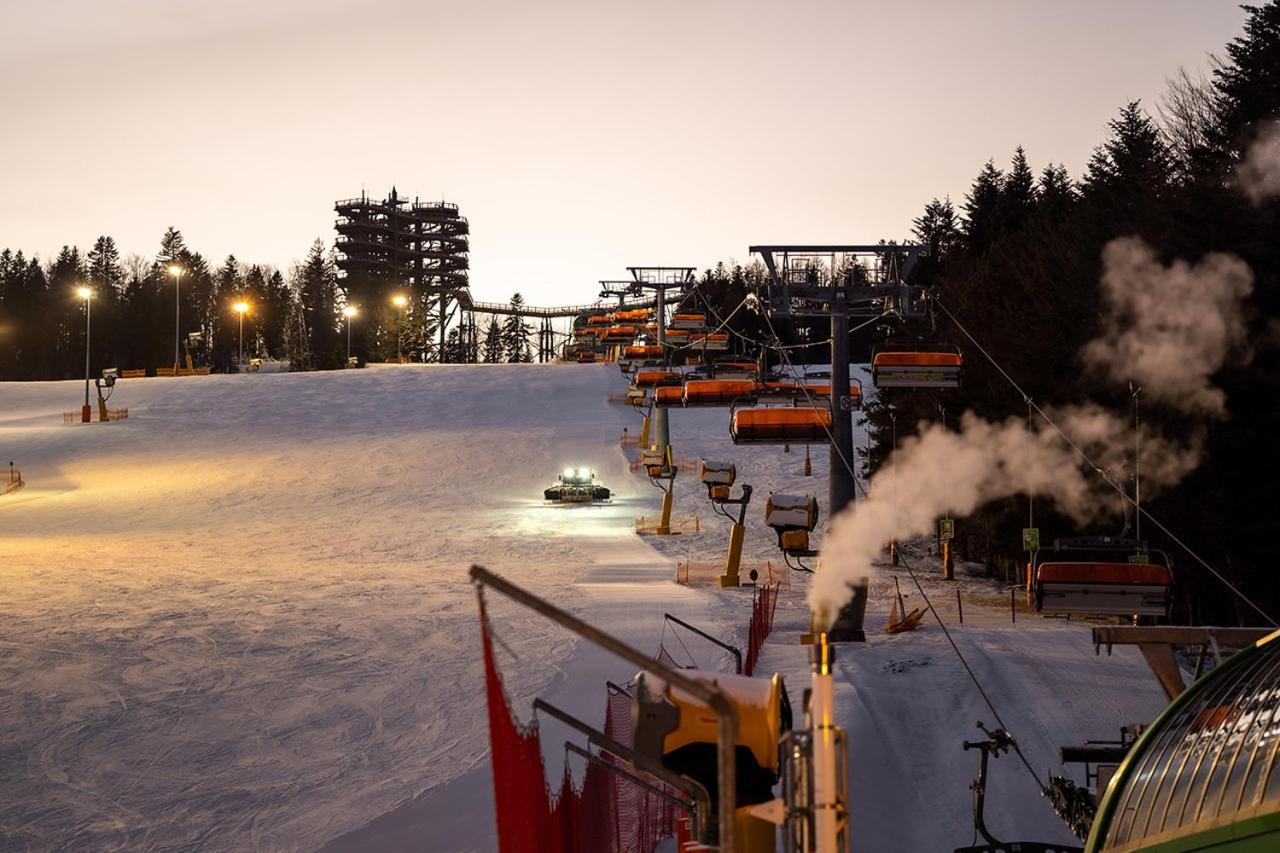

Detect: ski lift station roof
[1089,630,1280,852]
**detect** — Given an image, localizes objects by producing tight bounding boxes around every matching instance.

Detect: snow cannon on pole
[632,668,790,852]
[700,459,752,587]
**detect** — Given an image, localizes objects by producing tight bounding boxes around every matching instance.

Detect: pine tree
[87,236,124,295]
[502,293,533,363]
[295,239,341,369]
[1000,146,1037,230]
[962,160,1004,253]
[1036,163,1076,220]
[482,317,503,362]
[911,196,961,260]
[262,269,291,359]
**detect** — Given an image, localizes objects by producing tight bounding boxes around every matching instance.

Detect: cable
[895,543,1048,794]
[933,298,1277,627]
[756,288,1054,804]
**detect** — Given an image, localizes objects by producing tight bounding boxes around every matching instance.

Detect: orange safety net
[872,351,962,367]
[1037,561,1172,585]
[731,408,832,443]
[479,594,684,853]
[683,379,759,405]
[743,584,779,676]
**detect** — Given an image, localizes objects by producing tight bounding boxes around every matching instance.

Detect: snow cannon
[543,467,610,503]
[699,459,737,502]
[641,449,667,479]
[765,494,819,557]
[633,669,791,852]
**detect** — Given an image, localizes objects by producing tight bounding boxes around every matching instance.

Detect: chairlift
[690,332,730,351]
[1033,537,1173,618]
[634,369,680,388]
[669,312,708,330]
[653,385,684,408]
[603,324,639,343]
[587,314,611,326]
[872,340,962,389]
[576,350,598,363]
[683,379,759,407]
[713,358,758,380]
[731,407,831,445]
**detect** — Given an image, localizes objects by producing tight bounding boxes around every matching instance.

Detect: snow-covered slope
[1,364,1170,852]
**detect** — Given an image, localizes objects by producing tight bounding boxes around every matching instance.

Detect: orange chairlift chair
[1033,537,1173,618]
[730,407,832,446]
[871,340,963,389]
[683,379,760,408]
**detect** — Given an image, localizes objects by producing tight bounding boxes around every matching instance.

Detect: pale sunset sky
[0,1,1247,304]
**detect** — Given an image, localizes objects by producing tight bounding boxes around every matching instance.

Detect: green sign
[1022,527,1040,552]
[939,518,955,541]
[1128,553,1150,565]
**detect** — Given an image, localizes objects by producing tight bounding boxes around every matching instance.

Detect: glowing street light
[76,286,94,422]
[342,305,358,365]
[391,293,408,363]
[232,301,250,367]
[167,264,185,373]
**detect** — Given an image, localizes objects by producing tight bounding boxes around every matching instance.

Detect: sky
[0,0,1248,306]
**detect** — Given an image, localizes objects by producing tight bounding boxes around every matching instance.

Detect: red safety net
[479,594,684,853]
[743,583,779,676]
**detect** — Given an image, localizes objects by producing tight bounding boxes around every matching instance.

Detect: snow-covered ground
[1,364,1170,852]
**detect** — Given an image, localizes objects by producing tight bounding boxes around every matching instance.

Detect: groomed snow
[1,364,1170,852]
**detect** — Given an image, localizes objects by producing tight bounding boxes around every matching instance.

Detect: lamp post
[233,301,249,367]
[76,286,93,422]
[343,305,358,366]
[391,294,408,363]
[167,264,184,373]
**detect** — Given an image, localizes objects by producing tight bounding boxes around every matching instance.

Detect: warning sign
[1022,527,1040,552]
[939,518,955,541]
[839,394,857,412]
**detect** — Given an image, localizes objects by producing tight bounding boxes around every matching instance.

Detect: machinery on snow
[544,467,611,503]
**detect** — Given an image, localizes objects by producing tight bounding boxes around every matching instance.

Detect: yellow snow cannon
[699,459,737,503]
[766,494,820,572]
[632,668,791,852]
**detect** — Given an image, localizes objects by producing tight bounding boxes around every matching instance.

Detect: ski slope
[0,364,1170,852]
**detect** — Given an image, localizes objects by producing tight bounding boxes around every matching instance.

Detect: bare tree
[1158,65,1218,180]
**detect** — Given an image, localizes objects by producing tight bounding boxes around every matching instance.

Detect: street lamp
[391,294,408,363]
[232,301,250,367]
[342,305,358,365]
[76,286,93,422]
[168,264,185,373]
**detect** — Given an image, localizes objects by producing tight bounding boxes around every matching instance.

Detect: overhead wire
[932,298,1276,627]
[755,278,1055,801]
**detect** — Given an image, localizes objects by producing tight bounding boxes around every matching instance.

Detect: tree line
[0,229,537,378]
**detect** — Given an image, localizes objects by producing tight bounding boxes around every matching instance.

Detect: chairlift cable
[933,298,1276,627]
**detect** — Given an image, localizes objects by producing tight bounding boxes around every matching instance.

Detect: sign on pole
[839,394,857,412]
[939,518,955,541]
[1022,527,1040,552]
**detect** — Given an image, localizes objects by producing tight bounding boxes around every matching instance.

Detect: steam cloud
[810,236,1250,626]
[1083,237,1252,416]
[809,410,1198,627]
[1236,120,1280,203]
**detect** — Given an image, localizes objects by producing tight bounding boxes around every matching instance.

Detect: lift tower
[605,268,693,464]
[752,245,926,640]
